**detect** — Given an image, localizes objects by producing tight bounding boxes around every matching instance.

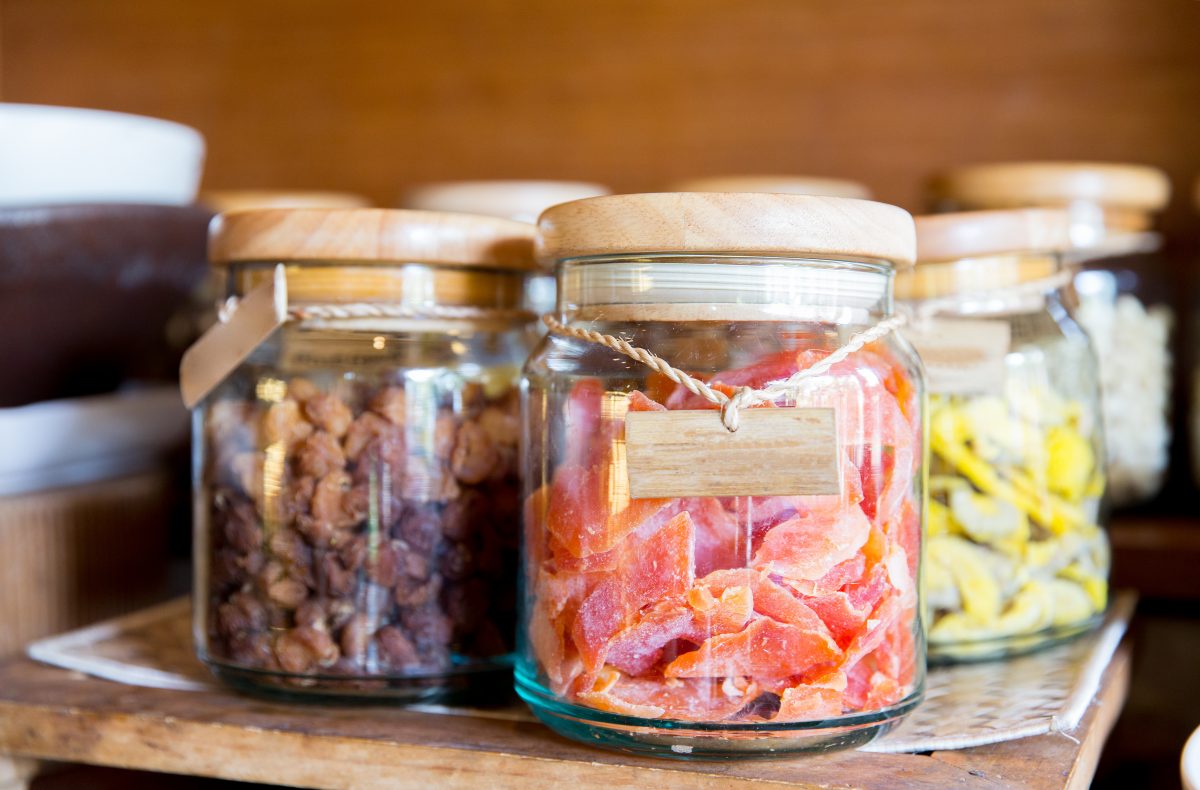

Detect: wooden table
[0,643,1130,790]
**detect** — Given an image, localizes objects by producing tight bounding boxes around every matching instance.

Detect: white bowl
[0,103,205,206]
[1184,722,1200,790]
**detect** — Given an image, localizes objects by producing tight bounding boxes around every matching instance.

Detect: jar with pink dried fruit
[519,194,925,757]
[189,208,535,701]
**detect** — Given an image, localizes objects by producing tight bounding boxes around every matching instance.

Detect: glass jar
[897,209,1109,663]
[518,193,925,757]
[931,162,1173,507]
[187,208,535,701]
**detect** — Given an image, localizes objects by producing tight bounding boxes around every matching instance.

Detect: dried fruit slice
[562,379,609,468]
[605,599,696,676]
[799,561,890,647]
[665,350,801,410]
[546,463,671,558]
[684,497,746,576]
[605,583,755,676]
[627,390,667,413]
[687,584,755,636]
[664,616,840,679]
[571,511,696,670]
[776,669,847,721]
[582,670,759,721]
[698,568,832,638]
[753,504,871,582]
[786,554,868,598]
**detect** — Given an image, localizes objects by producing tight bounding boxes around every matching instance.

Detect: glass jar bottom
[203,656,514,705]
[515,670,923,759]
[927,613,1104,665]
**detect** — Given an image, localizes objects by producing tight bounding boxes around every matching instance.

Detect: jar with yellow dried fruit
[897,210,1108,663]
[189,208,535,700]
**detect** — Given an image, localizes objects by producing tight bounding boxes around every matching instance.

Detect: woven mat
[27,593,1133,753]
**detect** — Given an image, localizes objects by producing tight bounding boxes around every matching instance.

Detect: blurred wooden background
[2,0,1199,229]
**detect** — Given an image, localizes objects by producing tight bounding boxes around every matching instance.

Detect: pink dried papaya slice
[799,561,890,647]
[523,483,550,571]
[605,583,755,677]
[582,673,753,722]
[753,504,871,582]
[571,511,696,670]
[529,595,568,689]
[626,390,666,413]
[545,462,671,558]
[698,568,832,639]
[786,554,868,598]
[887,500,921,581]
[683,496,746,576]
[605,599,696,676]
[839,590,905,671]
[665,350,801,410]
[687,584,754,637]
[664,616,840,679]
[775,669,847,722]
[563,379,610,468]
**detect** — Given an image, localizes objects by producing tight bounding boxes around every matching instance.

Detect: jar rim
[559,254,892,321]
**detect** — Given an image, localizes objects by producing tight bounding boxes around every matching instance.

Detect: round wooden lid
[915,209,1073,263]
[209,208,537,271]
[931,161,1170,212]
[669,175,871,200]
[536,193,915,267]
[200,190,371,212]
[402,180,610,223]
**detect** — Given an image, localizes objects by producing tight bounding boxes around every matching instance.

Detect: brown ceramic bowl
[0,203,213,407]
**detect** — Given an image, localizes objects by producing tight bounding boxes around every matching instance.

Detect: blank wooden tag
[902,318,1011,395]
[624,408,841,498]
[179,265,288,409]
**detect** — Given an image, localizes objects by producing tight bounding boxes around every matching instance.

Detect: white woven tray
[27,593,1133,752]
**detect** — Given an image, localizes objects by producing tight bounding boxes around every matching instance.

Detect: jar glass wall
[518,252,925,756]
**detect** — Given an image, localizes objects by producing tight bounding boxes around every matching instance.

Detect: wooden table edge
[0,642,1134,790]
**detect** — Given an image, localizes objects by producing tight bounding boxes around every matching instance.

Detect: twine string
[542,313,906,432]
[217,296,536,325]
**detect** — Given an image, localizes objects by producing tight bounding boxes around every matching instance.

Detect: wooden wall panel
[2,0,1199,228]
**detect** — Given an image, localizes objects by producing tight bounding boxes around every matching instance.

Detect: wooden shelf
[0,644,1130,790]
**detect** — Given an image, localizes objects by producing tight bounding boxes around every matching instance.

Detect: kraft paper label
[624,408,841,498]
[179,265,288,409]
[902,318,1011,395]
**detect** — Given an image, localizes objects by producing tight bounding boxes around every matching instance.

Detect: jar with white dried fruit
[189,208,534,700]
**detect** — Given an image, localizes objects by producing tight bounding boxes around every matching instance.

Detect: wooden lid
[915,209,1073,263]
[209,208,537,271]
[536,193,915,267]
[669,175,871,200]
[931,162,1170,212]
[402,180,610,223]
[200,190,371,212]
